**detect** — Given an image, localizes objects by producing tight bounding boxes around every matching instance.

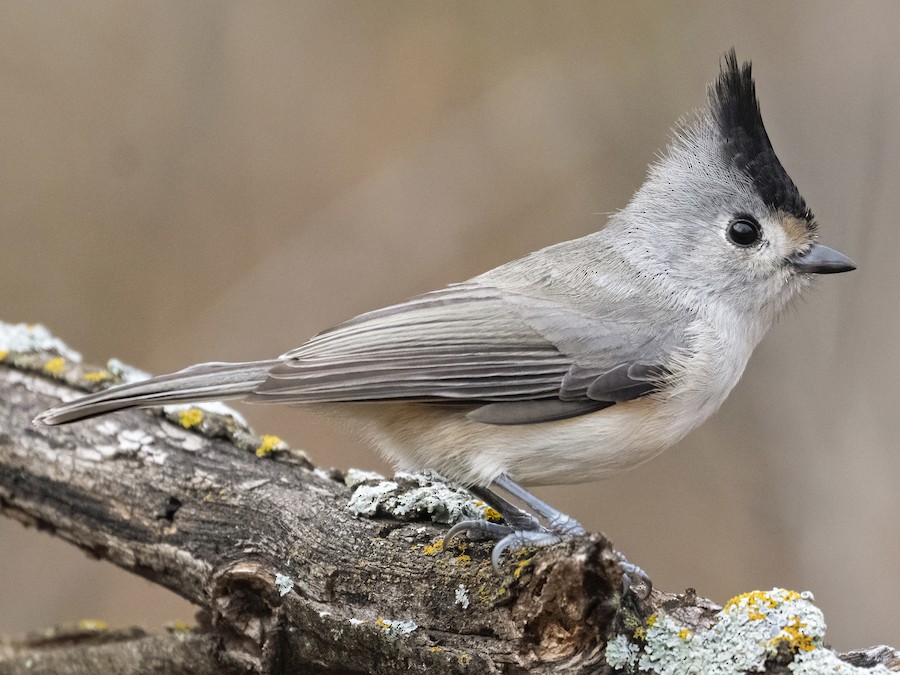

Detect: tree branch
[0,330,897,674]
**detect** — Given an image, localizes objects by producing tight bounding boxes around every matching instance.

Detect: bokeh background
[1,1,897,652]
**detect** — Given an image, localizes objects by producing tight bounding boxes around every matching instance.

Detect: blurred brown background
[1,1,897,652]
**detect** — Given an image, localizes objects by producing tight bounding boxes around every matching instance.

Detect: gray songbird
[36,52,855,585]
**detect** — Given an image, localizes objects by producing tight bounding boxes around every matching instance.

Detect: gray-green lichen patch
[104,358,151,384]
[344,468,387,489]
[454,584,470,609]
[0,321,82,362]
[607,588,891,674]
[346,471,494,525]
[2,321,315,469]
[275,572,294,597]
[375,617,418,640]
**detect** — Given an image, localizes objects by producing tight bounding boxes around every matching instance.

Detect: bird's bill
[789,243,856,274]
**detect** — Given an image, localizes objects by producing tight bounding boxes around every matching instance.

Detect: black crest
[710,50,811,223]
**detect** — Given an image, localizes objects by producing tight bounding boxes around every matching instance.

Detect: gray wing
[250,282,682,424]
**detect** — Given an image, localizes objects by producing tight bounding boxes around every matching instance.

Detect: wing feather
[249,282,682,423]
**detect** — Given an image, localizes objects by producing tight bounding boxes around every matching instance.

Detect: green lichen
[607,588,891,674]
[345,471,497,525]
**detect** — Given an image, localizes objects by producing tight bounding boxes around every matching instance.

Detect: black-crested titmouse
[36,52,855,579]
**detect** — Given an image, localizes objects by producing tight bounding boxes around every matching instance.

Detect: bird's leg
[446,484,562,571]
[493,474,652,596]
[468,485,540,531]
[493,473,585,537]
[447,474,652,596]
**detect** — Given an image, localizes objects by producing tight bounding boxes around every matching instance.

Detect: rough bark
[0,347,897,674]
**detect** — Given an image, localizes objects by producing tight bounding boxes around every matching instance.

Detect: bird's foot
[445,518,561,572]
[614,549,652,599]
[446,474,652,597]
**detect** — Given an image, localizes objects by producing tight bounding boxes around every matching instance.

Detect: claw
[445,519,512,544]
[490,529,561,572]
[455,475,650,588]
[615,549,652,599]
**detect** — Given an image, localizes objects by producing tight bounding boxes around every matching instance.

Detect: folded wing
[250,282,681,424]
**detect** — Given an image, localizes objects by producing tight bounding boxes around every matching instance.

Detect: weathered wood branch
[0,336,897,674]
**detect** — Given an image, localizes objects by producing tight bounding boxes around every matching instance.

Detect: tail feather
[34,360,280,425]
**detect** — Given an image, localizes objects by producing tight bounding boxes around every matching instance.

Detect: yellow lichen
[77,619,108,632]
[0,350,8,361]
[375,617,389,630]
[725,590,779,612]
[622,613,642,633]
[454,554,471,566]
[423,539,444,556]
[769,615,815,653]
[483,507,502,523]
[632,614,656,640]
[457,653,472,666]
[167,620,193,632]
[43,357,65,376]
[679,628,692,641]
[255,434,282,457]
[178,408,203,428]
[513,558,532,579]
[428,646,444,653]
[83,370,111,383]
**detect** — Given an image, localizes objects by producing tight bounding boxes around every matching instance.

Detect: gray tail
[34,359,280,426]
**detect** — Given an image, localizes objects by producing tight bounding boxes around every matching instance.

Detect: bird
[36,51,855,585]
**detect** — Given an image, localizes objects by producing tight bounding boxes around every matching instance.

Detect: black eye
[726,217,762,247]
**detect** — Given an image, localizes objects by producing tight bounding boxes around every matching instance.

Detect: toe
[445,519,512,544]
[490,530,561,572]
[615,550,652,599]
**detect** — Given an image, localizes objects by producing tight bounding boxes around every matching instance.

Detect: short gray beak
[790,243,856,274]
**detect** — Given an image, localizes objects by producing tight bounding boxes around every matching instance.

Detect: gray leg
[468,485,540,531]
[445,483,556,572]
[493,473,585,537]
[447,474,653,595]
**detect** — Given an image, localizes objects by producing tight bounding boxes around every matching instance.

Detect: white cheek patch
[768,213,813,258]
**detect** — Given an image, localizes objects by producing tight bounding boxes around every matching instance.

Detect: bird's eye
[726,217,762,247]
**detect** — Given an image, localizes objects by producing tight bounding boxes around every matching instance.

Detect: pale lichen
[274,572,294,597]
[454,584,470,609]
[606,588,892,674]
[0,321,82,362]
[344,468,386,488]
[606,634,641,670]
[347,480,400,517]
[345,471,498,525]
[375,617,418,640]
[105,358,151,384]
